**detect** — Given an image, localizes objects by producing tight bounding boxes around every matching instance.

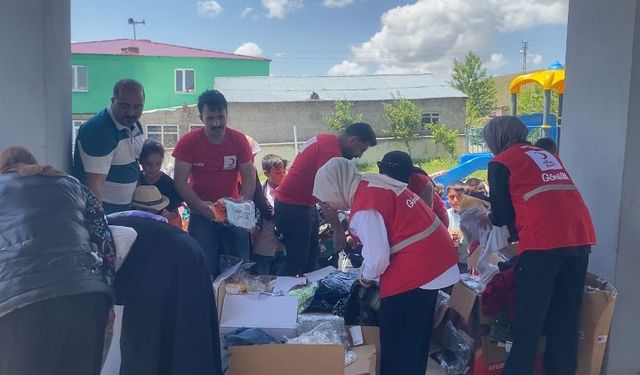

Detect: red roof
[71,39,268,61]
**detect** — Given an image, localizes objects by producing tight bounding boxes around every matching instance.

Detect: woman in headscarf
[377,150,449,228]
[107,205,222,375]
[313,157,459,375]
[483,116,596,375]
[0,146,114,375]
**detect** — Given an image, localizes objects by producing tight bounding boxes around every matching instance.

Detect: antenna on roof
[127,18,146,40]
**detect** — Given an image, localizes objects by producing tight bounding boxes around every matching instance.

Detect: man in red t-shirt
[274,123,377,276]
[172,90,256,275]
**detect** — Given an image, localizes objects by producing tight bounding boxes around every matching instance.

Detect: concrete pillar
[562,0,640,373]
[0,0,71,170]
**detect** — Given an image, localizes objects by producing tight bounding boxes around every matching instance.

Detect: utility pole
[520,41,529,73]
[128,18,145,40]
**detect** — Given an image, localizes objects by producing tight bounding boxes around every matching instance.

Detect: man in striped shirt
[73,79,145,214]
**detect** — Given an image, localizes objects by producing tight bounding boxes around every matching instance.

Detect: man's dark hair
[262,154,287,172]
[197,89,228,114]
[140,139,165,162]
[446,181,467,195]
[534,137,558,154]
[112,79,145,99]
[343,123,377,146]
[377,150,413,183]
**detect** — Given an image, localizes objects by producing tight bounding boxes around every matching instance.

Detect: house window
[189,124,204,132]
[147,125,179,148]
[72,66,88,92]
[175,69,195,93]
[422,112,440,125]
[71,120,84,155]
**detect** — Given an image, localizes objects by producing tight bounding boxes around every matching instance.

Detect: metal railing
[465,126,561,154]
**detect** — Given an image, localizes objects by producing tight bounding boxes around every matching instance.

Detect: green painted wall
[71,54,269,114]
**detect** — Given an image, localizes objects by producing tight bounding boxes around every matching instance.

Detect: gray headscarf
[483,116,529,155]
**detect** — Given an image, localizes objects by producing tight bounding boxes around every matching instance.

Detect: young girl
[138,140,184,226]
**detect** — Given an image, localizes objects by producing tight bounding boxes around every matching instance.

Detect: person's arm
[487,161,519,241]
[174,159,213,218]
[238,161,257,200]
[349,209,391,282]
[319,202,347,252]
[84,172,107,202]
[82,185,116,279]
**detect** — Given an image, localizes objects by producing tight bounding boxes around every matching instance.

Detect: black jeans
[503,246,590,375]
[379,288,438,375]
[274,200,320,276]
[189,212,250,276]
[0,293,110,375]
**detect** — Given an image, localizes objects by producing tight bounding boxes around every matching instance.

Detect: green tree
[516,85,559,116]
[383,98,423,156]
[450,52,498,126]
[323,100,364,132]
[428,123,459,159]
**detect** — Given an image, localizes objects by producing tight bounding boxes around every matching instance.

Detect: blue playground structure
[433,63,564,188]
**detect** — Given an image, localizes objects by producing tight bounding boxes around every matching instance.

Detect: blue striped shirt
[73,107,144,206]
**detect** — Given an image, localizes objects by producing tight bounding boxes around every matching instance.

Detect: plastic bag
[289,282,319,314]
[479,225,510,273]
[307,269,358,313]
[439,320,474,375]
[288,318,356,366]
[342,281,380,326]
[212,198,257,231]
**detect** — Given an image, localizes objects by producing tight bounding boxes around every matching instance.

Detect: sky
[71,0,569,78]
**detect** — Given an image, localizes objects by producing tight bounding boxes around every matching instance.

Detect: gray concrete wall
[0,0,71,170]
[137,97,466,144]
[562,0,640,373]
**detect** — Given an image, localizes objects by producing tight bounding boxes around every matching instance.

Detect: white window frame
[175,69,196,93]
[189,124,204,132]
[71,65,89,92]
[146,124,180,149]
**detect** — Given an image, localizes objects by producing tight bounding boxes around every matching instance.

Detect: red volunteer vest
[492,144,596,254]
[350,181,458,298]
[408,172,450,228]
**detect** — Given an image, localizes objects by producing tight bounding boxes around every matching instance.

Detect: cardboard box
[228,344,376,375]
[217,276,378,375]
[577,273,618,375]
[447,279,544,375]
[219,293,299,337]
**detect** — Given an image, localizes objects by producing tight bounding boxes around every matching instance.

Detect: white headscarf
[313,157,407,210]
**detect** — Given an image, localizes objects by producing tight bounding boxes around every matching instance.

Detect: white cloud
[529,53,544,66]
[197,0,222,17]
[328,60,369,76]
[261,0,303,19]
[335,0,568,76]
[485,53,508,70]
[274,52,286,58]
[241,7,254,18]
[235,42,264,57]
[324,0,355,8]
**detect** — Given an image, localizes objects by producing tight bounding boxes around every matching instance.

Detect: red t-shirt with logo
[172,127,252,202]
[276,134,342,206]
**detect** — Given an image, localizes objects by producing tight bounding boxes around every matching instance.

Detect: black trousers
[379,288,438,375]
[503,246,590,375]
[274,200,320,276]
[0,293,111,375]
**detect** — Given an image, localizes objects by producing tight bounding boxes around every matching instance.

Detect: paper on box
[304,266,338,283]
[219,294,298,338]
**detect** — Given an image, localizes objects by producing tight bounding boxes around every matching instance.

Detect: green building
[71,38,270,117]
